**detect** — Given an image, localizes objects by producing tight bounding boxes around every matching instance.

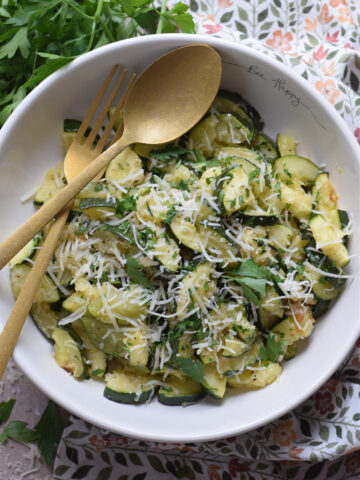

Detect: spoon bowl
[123,44,222,144]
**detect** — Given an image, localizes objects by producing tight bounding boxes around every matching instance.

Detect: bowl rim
[1,33,360,442]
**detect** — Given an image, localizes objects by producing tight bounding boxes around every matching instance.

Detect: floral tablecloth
[53,1,360,479]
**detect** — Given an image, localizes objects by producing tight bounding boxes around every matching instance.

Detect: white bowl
[0,34,359,442]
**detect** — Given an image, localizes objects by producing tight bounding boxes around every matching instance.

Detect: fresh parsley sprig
[126,256,152,289]
[259,334,286,362]
[0,0,195,126]
[224,259,273,307]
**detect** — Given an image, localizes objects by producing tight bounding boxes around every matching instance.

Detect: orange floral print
[315,78,340,104]
[318,4,334,24]
[329,0,347,7]
[322,60,337,76]
[208,464,221,480]
[304,18,317,31]
[272,419,296,446]
[266,30,293,53]
[288,446,304,460]
[207,14,215,21]
[338,6,353,23]
[218,0,233,7]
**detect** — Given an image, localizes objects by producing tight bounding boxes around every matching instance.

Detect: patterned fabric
[53,1,360,478]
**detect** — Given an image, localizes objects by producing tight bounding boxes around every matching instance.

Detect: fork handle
[0,208,69,380]
[0,135,131,270]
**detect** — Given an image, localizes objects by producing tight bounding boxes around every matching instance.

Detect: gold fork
[0,67,135,379]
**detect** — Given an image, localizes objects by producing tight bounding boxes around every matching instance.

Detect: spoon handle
[0,135,131,270]
[0,208,69,380]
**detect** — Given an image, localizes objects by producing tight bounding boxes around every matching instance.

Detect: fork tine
[84,67,128,149]
[75,65,119,142]
[95,73,137,153]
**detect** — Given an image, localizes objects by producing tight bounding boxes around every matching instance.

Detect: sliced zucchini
[76,182,110,199]
[176,262,216,319]
[215,114,255,147]
[169,216,202,252]
[252,133,278,163]
[88,284,148,325]
[158,377,204,406]
[105,146,144,187]
[151,227,180,272]
[273,155,321,185]
[136,191,169,225]
[227,361,282,388]
[203,364,227,399]
[211,90,264,130]
[308,215,349,267]
[258,285,284,330]
[312,299,330,319]
[218,165,256,215]
[267,224,294,250]
[276,134,297,156]
[198,225,238,263]
[77,197,117,220]
[220,338,262,377]
[104,369,155,404]
[52,326,84,378]
[215,146,264,169]
[10,264,60,303]
[280,182,312,220]
[188,115,218,157]
[222,336,249,358]
[30,302,62,340]
[124,329,149,367]
[97,223,135,246]
[312,173,340,228]
[296,265,339,301]
[34,162,66,205]
[9,236,39,267]
[82,315,126,357]
[72,322,107,378]
[271,305,314,346]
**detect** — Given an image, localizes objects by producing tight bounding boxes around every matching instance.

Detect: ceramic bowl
[0,34,359,442]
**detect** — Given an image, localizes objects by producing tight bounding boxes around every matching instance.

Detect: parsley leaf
[177,357,205,386]
[260,334,286,362]
[149,146,189,162]
[34,400,64,466]
[126,256,152,289]
[163,205,177,225]
[0,421,37,444]
[0,399,15,424]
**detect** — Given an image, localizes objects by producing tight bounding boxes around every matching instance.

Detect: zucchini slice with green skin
[203,364,227,399]
[104,370,155,404]
[82,315,126,357]
[267,224,294,250]
[312,299,330,319]
[308,215,349,268]
[252,133,278,163]
[10,264,60,303]
[271,308,314,346]
[295,265,339,301]
[212,90,264,131]
[169,216,202,252]
[52,326,84,378]
[30,302,62,341]
[236,212,278,226]
[222,336,249,358]
[9,236,39,267]
[34,163,66,206]
[215,146,264,168]
[218,165,257,215]
[158,377,205,406]
[105,146,144,187]
[227,361,282,389]
[150,226,180,272]
[220,338,262,377]
[312,172,340,228]
[175,262,216,320]
[198,224,238,263]
[280,182,313,220]
[273,155,321,185]
[276,134,297,156]
[258,285,284,331]
[72,321,107,378]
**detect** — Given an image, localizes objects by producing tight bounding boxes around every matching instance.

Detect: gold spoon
[0,44,222,269]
